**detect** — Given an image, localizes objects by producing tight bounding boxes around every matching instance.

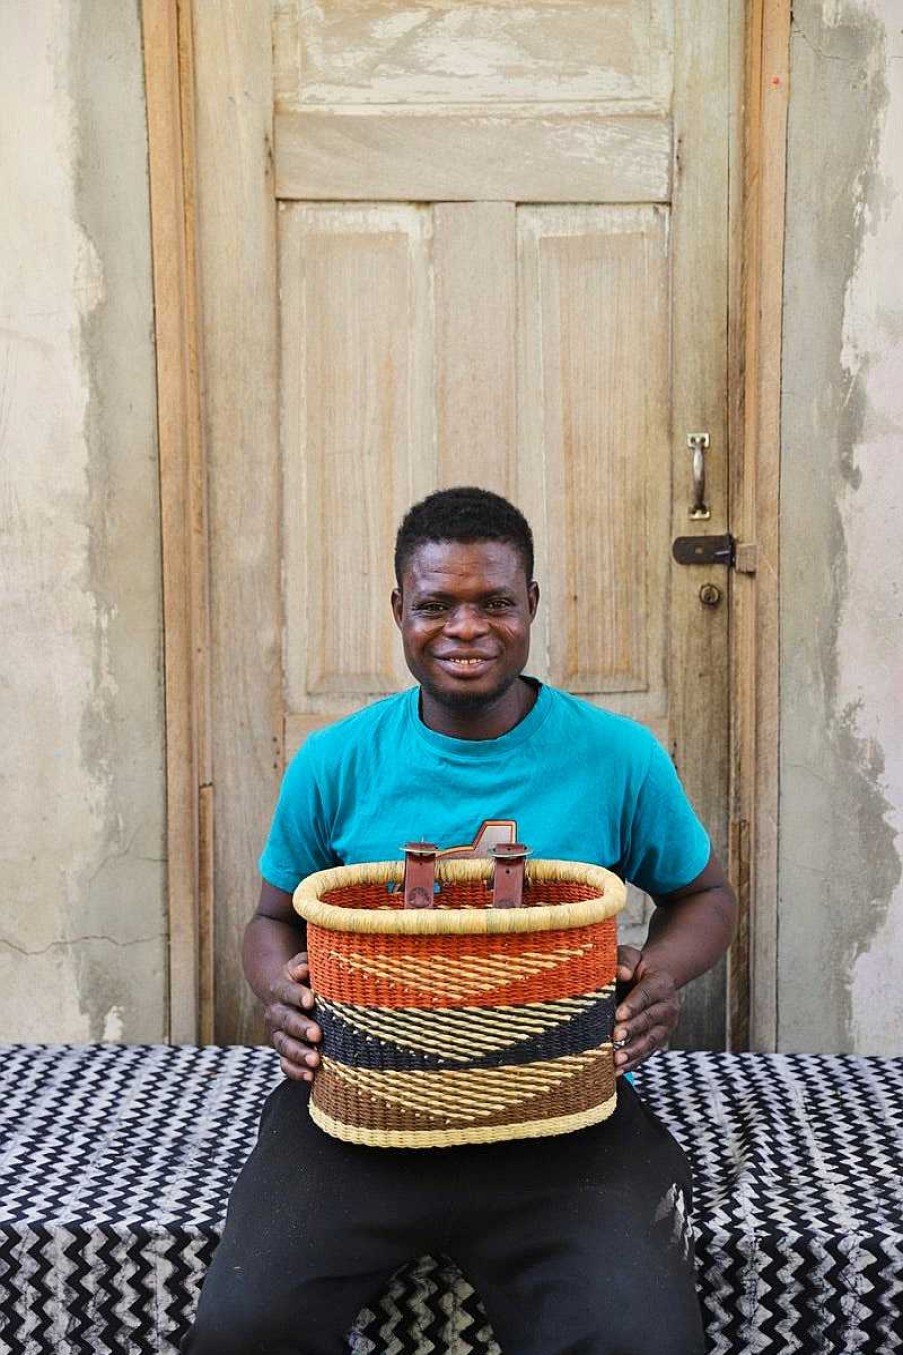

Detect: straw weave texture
[294,859,623,935]
[295,859,625,1147]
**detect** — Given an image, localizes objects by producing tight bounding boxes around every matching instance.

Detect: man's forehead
[403,538,527,587]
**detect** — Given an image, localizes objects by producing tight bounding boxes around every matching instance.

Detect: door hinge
[671,535,758,574]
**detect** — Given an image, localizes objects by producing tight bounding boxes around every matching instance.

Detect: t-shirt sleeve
[258,738,337,892]
[620,739,711,896]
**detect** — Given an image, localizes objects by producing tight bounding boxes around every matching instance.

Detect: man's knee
[183,1294,290,1355]
[598,1291,705,1355]
[183,1278,360,1355]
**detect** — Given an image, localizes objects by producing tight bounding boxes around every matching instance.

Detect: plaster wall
[779,0,903,1053]
[0,0,166,1040]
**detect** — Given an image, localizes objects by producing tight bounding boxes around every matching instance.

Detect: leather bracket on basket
[490,842,529,908]
[402,841,438,909]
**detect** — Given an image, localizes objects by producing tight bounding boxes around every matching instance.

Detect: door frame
[727,0,790,1050]
[143,0,790,1049]
[143,0,214,1043]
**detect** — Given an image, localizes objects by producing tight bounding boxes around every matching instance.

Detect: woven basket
[293,858,626,1149]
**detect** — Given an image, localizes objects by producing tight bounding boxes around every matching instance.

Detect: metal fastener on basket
[293,849,626,1149]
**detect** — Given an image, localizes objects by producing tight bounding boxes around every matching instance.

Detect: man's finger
[615,945,642,980]
[614,1021,670,1066]
[615,972,675,1022]
[615,1004,654,1041]
[275,1008,321,1044]
[273,1029,320,1066]
[270,976,316,1011]
[265,1002,321,1044]
[615,1022,671,1074]
[614,999,677,1045]
[279,1052,316,1083]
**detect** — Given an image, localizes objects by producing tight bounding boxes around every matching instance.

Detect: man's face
[392,539,539,713]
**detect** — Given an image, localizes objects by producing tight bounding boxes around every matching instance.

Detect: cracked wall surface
[0,1,166,1041]
[779,0,903,1052]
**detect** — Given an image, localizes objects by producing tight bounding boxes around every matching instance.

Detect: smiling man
[185,486,737,1355]
[391,530,540,737]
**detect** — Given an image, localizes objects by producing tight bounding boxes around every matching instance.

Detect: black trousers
[184,1078,705,1355]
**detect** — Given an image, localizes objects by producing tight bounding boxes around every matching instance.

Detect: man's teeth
[449,658,483,665]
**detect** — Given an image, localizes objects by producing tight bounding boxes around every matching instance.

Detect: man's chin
[431,686,497,711]
[421,675,518,712]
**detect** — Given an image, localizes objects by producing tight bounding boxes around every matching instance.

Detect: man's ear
[391,586,403,627]
[527,580,540,620]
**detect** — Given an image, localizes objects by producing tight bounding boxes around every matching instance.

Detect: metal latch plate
[672,534,734,567]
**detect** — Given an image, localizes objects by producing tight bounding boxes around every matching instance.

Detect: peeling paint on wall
[69,0,167,1040]
[0,1,165,1041]
[780,0,903,1053]
[838,6,903,1053]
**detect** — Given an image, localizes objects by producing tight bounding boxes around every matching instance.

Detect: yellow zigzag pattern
[321,1050,609,1123]
[319,988,615,1062]
[330,942,594,998]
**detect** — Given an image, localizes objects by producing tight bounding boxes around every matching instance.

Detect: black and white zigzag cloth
[0,1045,901,1354]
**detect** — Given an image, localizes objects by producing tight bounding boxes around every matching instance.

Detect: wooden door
[189,0,736,1047]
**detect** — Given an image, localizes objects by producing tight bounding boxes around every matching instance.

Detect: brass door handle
[688,433,711,520]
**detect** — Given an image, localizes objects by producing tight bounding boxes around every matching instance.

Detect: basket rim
[293,858,625,935]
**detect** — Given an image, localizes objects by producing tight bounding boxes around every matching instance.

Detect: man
[187,486,736,1355]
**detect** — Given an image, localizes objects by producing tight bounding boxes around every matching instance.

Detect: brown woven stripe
[311,1047,615,1138]
[310,1095,617,1148]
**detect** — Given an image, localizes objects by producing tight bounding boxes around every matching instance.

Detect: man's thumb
[616,944,642,981]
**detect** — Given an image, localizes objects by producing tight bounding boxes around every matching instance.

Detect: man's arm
[244,880,322,1082]
[613,849,737,1075]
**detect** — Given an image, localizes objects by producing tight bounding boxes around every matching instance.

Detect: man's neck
[419,677,538,741]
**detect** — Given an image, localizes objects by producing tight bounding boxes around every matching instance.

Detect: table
[1,1045,900,1353]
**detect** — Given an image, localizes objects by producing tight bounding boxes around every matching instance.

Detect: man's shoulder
[544,686,660,759]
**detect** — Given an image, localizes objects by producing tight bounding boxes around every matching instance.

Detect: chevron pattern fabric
[0,1045,901,1353]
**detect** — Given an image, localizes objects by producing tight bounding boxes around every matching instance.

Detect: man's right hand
[263,952,322,1082]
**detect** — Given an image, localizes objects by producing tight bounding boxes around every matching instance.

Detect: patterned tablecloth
[0,1045,901,1355]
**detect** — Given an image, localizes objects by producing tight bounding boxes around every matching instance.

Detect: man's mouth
[435,655,495,673]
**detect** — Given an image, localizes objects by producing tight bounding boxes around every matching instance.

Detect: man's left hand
[613,945,680,1075]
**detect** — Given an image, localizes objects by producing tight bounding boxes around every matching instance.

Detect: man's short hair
[394,486,535,585]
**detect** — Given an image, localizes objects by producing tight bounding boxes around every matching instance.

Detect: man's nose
[444,604,490,636]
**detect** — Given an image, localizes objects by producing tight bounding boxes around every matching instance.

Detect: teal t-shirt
[260,683,709,896]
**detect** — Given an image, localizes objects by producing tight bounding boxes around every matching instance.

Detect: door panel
[281,204,434,715]
[434,203,516,490]
[273,0,673,110]
[517,205,669,731]
[274,109,671,202]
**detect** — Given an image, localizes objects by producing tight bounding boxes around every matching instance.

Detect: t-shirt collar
[405,678,551,758]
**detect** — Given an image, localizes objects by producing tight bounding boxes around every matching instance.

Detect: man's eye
[486,598,514,611]
[416,602,446,615]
